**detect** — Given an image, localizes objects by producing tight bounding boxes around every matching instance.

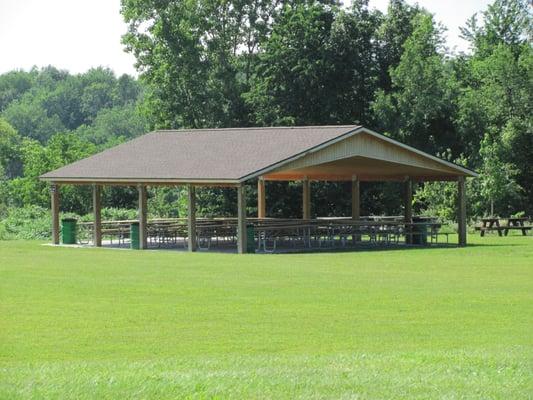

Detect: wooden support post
[302,178,311,220]
[50,183,60,245]
[257,178,266,219]
[404,178,413,244]
[92,184,102,247]
[404,178,413,223]
[351,176,360,220]
[458,176,467,247]
[138,184,148,250]
[237,184,247,254]
[187,184,197,252]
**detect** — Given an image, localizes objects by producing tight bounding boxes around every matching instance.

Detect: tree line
[0,0,531,238]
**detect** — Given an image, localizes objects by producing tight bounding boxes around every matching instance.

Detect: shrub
[0,206,51,240]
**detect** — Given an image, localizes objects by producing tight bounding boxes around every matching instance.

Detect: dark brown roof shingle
[41,125,361,182]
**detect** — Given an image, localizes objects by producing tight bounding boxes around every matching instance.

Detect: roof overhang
[241,127,477,182]
[43,178,241,187]
[40,125,477,185]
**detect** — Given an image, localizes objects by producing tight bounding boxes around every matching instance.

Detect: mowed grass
[1,236,532,399]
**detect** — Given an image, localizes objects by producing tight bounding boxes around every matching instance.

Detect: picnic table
[476,217,531,236]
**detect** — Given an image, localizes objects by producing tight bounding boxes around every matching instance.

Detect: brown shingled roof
[40,125,362,183]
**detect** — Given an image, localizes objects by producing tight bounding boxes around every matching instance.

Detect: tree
[42,76,84,130]
[246,1,382,126]
[245,2,339,125]
[375,0,422,92]
[2,94,66,143]
[478,133,522,216]
[80,68,119,123]
[76,103,148,145]
[372,14,461,155]
[460,0,531,57]
[10,133,96,213]
[0,118,22,178]
[456,0,532,214]
[0,70,35,112]
[121,0,341,129]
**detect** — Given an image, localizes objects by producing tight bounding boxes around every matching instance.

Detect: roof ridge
[155,125,360,133]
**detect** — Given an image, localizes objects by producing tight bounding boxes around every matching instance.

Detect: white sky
[0,0,493,77]
[368,0,493,51]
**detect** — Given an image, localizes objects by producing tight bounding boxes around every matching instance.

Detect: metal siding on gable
[272,132,457,175]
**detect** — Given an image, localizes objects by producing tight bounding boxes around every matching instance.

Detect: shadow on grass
[270,240,530,255]
[50,235,530,255]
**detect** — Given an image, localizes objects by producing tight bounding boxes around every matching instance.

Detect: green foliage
[0,206,142,240]
[414,181,461,222]
[245,2,382,126]
[478,133,522,216]
[0,70,35,112]
[9,133,96,213]
[372,13,460,154]
[0,205,51,240]
[148,187,187,218]
[460,0,531,57]
[94,207,139,222]
[0,118,22,178]
[413,153,478,221]
[75,103,148,145]
[455,2,532,214]
[375,0,422,91]
[0,67,145,143]
[0,0,531,221]
[0,67,146,214]
[2,95,66,143]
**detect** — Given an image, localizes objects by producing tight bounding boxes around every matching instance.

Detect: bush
[0,206,141,240]
[0,206,51,240]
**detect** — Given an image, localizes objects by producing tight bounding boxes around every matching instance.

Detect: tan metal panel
[272,132,457,176]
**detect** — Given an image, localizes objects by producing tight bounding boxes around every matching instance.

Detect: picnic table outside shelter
[476,217,531,236]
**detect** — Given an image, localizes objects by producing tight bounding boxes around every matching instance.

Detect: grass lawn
[1,235,532,399]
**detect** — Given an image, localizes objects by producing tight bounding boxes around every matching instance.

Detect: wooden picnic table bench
[476,217,531,236]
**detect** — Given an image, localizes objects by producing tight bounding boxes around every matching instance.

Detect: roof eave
[39,177,242,186]
[360,128,479,178]
[237,126,478,182]
[238,126,364,182]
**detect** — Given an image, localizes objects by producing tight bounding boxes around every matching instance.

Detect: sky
[0,0,493,77]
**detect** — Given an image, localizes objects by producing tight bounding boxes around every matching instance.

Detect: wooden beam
[41,178,241,187]
[45,175,463,186]
[458,176,467,247]
[92,184,102,247]
[404,178,413,223]
[351,176,360,220]
[262,174,461,182]
[50,184,60,245]
[187,184,197,252]
[138,184,148,250]
[257,178,266,219]
[237,184,247,254]
[302,178,311,220]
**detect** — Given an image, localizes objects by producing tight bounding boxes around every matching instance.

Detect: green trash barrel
[130,222,140,249]
[61,218,77,244]
[246,224,255,253]
[411,217,428,245]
